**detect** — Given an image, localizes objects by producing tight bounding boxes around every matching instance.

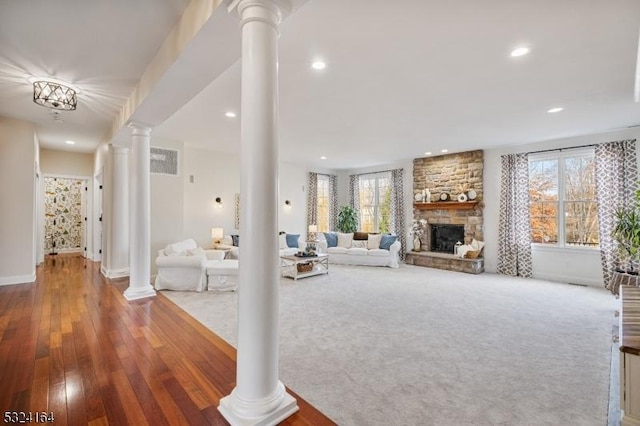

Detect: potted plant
[337,205,358,233]
[612,189,640,274]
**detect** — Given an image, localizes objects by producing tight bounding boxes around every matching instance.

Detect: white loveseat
[155,239,227,292]
[317,232,401,268]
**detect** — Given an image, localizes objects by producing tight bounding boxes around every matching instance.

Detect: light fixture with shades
[211,227,224,246]
[32,79,78,111]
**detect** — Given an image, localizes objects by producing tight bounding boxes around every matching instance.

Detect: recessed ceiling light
[510,47,530,57]
[65,140,75,145]
[311,61,326,70]
[320,156,327,160]
[441,149,448,153]
[424,152,432,156]
[225,111,236,118]
[547,107,564,113]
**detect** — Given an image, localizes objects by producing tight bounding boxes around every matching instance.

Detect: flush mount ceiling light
[225,111,236,118]
[441,149,449,153]
[424,152,432,156]
[510,46,530,57]
[311,61,326,70]
[547,107,564,113]
[32,80,77,111]
[65,140,75,145]
[320,156,327,160]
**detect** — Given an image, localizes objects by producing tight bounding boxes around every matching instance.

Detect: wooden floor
[0,254,336,425]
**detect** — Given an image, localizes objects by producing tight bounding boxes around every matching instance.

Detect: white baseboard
[0,273,36,286]
[533,272,603,287]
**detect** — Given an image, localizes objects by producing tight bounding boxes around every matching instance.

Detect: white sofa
[218,233,306,258]
[155,239,228,292]
[317,232,401,268]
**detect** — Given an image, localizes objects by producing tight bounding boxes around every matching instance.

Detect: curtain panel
[307,172,318,231]
[329,174,338,231]
[497,153,533,277]
[595,139,638,288]
[349,174,361,229]
[390,169,406,259]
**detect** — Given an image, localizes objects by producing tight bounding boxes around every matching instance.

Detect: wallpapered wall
[44,177,84,252]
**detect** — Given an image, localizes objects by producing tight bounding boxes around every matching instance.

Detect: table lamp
[211,227,224,246]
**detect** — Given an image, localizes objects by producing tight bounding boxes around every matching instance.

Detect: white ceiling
[2,0,640,169]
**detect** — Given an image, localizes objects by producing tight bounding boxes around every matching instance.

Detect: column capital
[127,121,153,137]
[109,144,129,155]
[228,0,291,29]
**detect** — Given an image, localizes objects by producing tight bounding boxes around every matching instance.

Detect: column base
[123,285,156,301]
[104,268,130,279]
[218,382,298,426]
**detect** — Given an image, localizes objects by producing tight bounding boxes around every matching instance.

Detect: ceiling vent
[150,147,178,176]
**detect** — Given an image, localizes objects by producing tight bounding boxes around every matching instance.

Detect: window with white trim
[528,148,599,248]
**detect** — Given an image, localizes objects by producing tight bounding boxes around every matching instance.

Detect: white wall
[180,145,312,249]
[40,149,93,176]
[483,127,640,287]
[150,138,184,274]
[0,117,36,285]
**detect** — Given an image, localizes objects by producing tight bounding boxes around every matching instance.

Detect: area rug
[162,264,617,426]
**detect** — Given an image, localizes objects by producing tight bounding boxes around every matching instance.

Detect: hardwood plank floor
[0,254,336,425]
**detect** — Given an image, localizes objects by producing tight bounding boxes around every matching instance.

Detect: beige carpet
[162,264,617,426]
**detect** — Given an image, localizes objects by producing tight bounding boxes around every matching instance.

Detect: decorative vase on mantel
[413,236,421,252]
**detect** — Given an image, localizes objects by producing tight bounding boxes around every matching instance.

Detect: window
[528,149,598,248]
[358,172,391,233]
[316,175,330,232]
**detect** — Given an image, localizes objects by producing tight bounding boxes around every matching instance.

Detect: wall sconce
[211,227,224,246]
[215,197,222,208]
[284,200,291,207]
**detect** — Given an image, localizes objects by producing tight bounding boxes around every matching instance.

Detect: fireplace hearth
[431,224,465,254]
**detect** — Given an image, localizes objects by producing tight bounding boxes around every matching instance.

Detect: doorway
[43,177,87,256]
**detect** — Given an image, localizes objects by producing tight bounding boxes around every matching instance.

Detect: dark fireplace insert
[430,224,465,254]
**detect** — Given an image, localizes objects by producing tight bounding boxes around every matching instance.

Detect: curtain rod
[526,143,598,156]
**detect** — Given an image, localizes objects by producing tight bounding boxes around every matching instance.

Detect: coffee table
[280,253,329,280]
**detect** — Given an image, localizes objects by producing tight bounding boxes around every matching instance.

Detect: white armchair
[155,239,225,292]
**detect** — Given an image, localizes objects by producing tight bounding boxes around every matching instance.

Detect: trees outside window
[317,175,330,232]
[528,149,599,248]
[358,172,391,233]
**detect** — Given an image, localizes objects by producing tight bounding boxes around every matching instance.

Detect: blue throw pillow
[379,235,397,250]
[231,235,239,247]
[286,233,299,248]
[324,232,338,248]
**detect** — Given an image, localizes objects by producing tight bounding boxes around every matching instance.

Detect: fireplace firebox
[430,224,465,254]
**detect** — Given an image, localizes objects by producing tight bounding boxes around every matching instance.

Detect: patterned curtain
[390,169,406,259]
[329,174,338,231]
[307,172,318,230]
[349,174,360,229]
[595,139,638,289]
[497,153,533,277]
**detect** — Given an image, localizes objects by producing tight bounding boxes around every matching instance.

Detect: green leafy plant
[337,205,358,233]
[612,188,640,273]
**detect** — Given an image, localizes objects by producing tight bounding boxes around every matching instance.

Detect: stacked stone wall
[412,150,484,246]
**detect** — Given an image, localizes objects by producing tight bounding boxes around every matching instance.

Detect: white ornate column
[124,123,156,301]
[108,144,129,278]
[219,0,298,425]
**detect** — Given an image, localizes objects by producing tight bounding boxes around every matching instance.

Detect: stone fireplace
[405,150,485,274]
